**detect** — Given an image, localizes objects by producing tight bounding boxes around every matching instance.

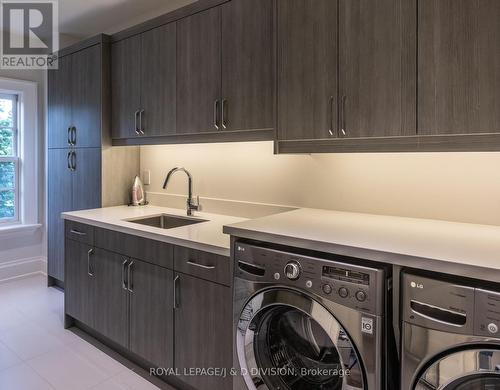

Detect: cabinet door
[129,260,174,369]
[72,45,102,147]
[221,0,275,132]
[65,239,94,327]
[48,55,72,149]
[177,7,222,134]
[72,148,101,212]
[174,273,232,390]
[418,0,500,135]
[277,0,337,140]
[141,24,176,137]
[47,149,73,281]
[111,36,141,139]
[339,0,416,138]
[93,248,129,348]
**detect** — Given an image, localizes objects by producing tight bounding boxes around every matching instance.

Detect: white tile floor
[0,275,166,390]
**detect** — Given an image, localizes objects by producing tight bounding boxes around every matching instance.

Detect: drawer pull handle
[121,259,128,291]
[70,229,86,236]
[186,260,215,270]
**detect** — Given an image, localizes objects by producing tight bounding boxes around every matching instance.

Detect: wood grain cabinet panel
[48,149,73,281]
[111,36,141,139]
[65,239,95,327]
[277,0,338,140]
[174,273,232,390]
[221,0,275,132]
[339,0,416,138]
[129,260,174,369]
[71,45,102,147]
[177,7,222,134]
[418,0,500,135]
[48,55,72,149]
[92,248,129,348]
[140,24,177,136]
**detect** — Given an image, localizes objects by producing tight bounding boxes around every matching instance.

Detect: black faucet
[163,167,200,216]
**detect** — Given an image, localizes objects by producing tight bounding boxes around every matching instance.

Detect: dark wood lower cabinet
[129,259,174,369]
[92,247,129,348]
[65,225,233,390]
[174,273,233,390]
[65,239,94,327]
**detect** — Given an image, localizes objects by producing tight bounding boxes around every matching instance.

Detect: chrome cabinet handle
[340,95,347,136]
[214,100,220,130]
[186,260,215,270]
[127,261,134,292]
[221,99,228,129]
[328,96,334,136]
[139,110,145,135]
[67,127,72,145]
[134,110,140,135]
[70,229,86,236]
[121,259,128,291]
[87,248,94,277]
[173,275,180,309]
[71,126,76,145]
[71,151,76,171]
[67,151,72,170]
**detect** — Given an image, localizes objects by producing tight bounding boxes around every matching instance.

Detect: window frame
[0,93,20,223]
[0,77,39,233]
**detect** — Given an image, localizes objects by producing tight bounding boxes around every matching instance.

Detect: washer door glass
[237,288,364,390]
[415,349,500,390]
[444,374,500,390]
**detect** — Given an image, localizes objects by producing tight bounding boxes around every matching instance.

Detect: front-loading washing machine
[232,241,395,390]
[401,272,500,389]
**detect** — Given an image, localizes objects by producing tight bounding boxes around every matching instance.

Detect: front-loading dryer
[232,241,394,390]
[401,272,500,389]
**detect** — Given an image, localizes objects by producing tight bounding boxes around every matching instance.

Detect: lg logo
[410,281,424,289]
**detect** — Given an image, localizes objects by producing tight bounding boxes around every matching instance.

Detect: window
[0,77,38,232]
[0,94,19,222]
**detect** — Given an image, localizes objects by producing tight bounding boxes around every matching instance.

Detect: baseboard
[0,256,47,284]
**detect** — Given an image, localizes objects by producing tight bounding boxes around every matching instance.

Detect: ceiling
[58,0,197,40]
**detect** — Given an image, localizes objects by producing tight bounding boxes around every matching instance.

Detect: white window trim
[0,77,40,235]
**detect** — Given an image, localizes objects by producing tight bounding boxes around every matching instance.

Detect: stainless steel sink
[126,214,208,229]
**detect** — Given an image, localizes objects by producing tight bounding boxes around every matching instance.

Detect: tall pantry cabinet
[47,35,136,286]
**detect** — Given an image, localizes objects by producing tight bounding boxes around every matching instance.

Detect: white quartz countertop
[62,205,247,256]
[224,208,500,283]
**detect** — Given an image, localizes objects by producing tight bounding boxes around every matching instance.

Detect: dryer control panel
[234,242,386,316]
[403,273,500,337]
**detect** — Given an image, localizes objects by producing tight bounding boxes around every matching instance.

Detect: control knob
[284,261,301,280]
[338,287,349,298]
[355,290,367,302]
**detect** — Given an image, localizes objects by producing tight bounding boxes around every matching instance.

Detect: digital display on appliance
[322,266,370,285]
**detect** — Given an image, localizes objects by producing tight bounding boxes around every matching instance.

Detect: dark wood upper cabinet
[418,0,500,135]
[111,35,141,139]
[129,260,174,369]
[71,45,103,147]
[48,55,72,149]
[140,24,177,137]
[174,273,232,390]
[277,0,338,140]
[221,0,275,132]
[339,0,416,138]
[177,7,222,134]
[92,248,129,348]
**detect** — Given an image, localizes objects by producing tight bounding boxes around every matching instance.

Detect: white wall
[141,142,500,226]
[0,69,46,278]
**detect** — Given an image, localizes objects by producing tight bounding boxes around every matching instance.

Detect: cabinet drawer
[94,227,174,269]
[65,221,94,245]
[174,246,231,286]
